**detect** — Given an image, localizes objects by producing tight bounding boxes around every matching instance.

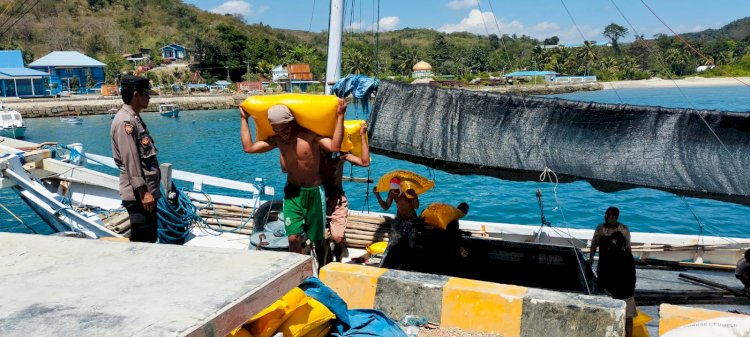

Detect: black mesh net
[369,81,750,206]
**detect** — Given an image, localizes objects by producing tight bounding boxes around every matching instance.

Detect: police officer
[110,75,161,243]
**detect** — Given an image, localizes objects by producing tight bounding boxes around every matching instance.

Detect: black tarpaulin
[368,81,750,206]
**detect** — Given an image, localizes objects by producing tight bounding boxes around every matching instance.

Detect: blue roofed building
[29,51,106,96]
[161,44,187,61]
[0,50,50,97]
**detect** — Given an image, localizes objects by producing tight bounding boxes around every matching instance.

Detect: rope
[156,183,199,244]
[0,200,37,233]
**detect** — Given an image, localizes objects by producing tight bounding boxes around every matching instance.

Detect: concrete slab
[0,233,313,337]
[374,269,449,324]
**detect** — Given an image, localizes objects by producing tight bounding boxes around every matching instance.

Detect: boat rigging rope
[0,201,36,234]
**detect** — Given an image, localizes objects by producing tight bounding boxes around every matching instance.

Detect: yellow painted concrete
[319,263,387,309]
[659,304,746,336]
[440,277,528,337]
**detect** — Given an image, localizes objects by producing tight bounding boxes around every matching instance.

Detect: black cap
[121,75,158,95]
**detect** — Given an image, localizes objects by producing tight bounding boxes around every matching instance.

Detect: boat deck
[0,232,313,337]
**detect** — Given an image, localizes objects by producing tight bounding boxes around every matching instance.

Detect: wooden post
[160,163,172,194]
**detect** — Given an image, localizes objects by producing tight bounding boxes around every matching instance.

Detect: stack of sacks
[228,287,335,337]
[228,277,406,337]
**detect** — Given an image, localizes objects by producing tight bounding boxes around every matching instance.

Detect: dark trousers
[123,198,158,243]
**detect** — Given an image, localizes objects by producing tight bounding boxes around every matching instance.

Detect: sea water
[1,86,748,238]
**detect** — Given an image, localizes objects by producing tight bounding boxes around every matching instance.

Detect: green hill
[1,0,747,82]
[682,17,750,41]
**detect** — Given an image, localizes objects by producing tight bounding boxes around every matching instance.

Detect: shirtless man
[373,177,419,220]
[240,101,345,259]
[320,122,370,262]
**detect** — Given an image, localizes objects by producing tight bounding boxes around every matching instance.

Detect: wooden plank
[679,273,750,298]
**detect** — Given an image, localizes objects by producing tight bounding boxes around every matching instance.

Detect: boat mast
[325,0,344,94]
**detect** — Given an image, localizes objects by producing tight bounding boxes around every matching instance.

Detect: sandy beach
[603,76,750,89]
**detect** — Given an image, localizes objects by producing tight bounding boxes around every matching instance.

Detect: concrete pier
[320,262,625,337]
[0,233,313,337]
[4,95,247,118]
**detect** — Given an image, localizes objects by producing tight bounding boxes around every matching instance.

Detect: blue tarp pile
[299,277,406,337]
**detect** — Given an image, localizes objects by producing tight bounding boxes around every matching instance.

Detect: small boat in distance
[159,104,180,118]
[107,108,117,119]
[60,113,83,125]
[0,104,26,139]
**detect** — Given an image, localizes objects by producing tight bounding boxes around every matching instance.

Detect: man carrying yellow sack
[240,100,346,267]
[320,122,370,263]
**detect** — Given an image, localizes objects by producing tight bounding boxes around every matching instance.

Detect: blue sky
[184,0,750,44]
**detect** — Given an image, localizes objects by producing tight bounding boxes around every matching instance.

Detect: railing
[552,76,597,83]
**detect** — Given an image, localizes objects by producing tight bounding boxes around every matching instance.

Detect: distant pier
[5,94,246,118]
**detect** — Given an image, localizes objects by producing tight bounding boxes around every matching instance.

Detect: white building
[412,60,434,78]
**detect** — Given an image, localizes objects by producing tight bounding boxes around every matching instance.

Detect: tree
[577,41,597,75]
[391,48,420,76]
[543,36,560,46]
[342,48,372,75]
[603,23,629,54]
[104,54,129,84]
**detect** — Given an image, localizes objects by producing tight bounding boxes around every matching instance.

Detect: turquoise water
[2,86,749,238]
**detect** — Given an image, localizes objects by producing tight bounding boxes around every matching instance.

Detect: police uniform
[110,80,161,242]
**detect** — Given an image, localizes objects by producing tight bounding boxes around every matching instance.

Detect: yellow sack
[245,287,309,337]
[633,309,652,337]
[278,297,335,337]
[420,203,465,230]
[366,241,388,255]
[341,120,368,158]
[240,94,340,141]
[374,170,434,196]
[226,326,252,337]
[302,323,331,337]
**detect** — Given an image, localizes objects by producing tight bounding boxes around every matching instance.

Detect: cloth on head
[389,177,401,190]
[268,105,294,125]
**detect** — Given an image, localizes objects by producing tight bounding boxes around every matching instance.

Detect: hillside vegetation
[1,0,748,83]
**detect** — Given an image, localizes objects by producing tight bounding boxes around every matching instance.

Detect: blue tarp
[331,74,379,103]
[299,277,406,337]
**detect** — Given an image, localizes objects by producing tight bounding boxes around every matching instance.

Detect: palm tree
[576,41,597,75]
[393,48,420,76]
[342,48,373,75]
[664,48,688,76]
[254,60,274,79]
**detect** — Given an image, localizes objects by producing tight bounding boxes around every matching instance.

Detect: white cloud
[347,16,400,32]
[378,16,400,31]
[210,1,266,19]
[446,0,477,10]
[439,9,601,44]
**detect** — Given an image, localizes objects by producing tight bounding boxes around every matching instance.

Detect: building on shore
[0,50,50,98]
[29,51,105,96]
[412,60,434,78]
[270,64,318,92]
[161,44,187,62]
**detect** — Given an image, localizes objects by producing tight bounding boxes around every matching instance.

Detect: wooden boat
[159,103,180,118]
[0,104,26,139]
[60,113,83,124]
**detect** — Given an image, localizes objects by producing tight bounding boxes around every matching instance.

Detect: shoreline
[5,94,247,118]
[602,76,750,89]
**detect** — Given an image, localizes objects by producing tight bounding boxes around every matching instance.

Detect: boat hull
[0,126,25,139]
[160,109,180,118]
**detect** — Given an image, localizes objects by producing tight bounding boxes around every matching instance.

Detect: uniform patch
[140,136,150,146]
[124,123,133,135]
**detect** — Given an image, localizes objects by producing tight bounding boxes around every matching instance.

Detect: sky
[183,0,750,44]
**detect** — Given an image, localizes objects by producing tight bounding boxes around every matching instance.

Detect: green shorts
[283,184,326,241]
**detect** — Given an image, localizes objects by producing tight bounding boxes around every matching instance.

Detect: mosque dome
[412,60,433,71]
